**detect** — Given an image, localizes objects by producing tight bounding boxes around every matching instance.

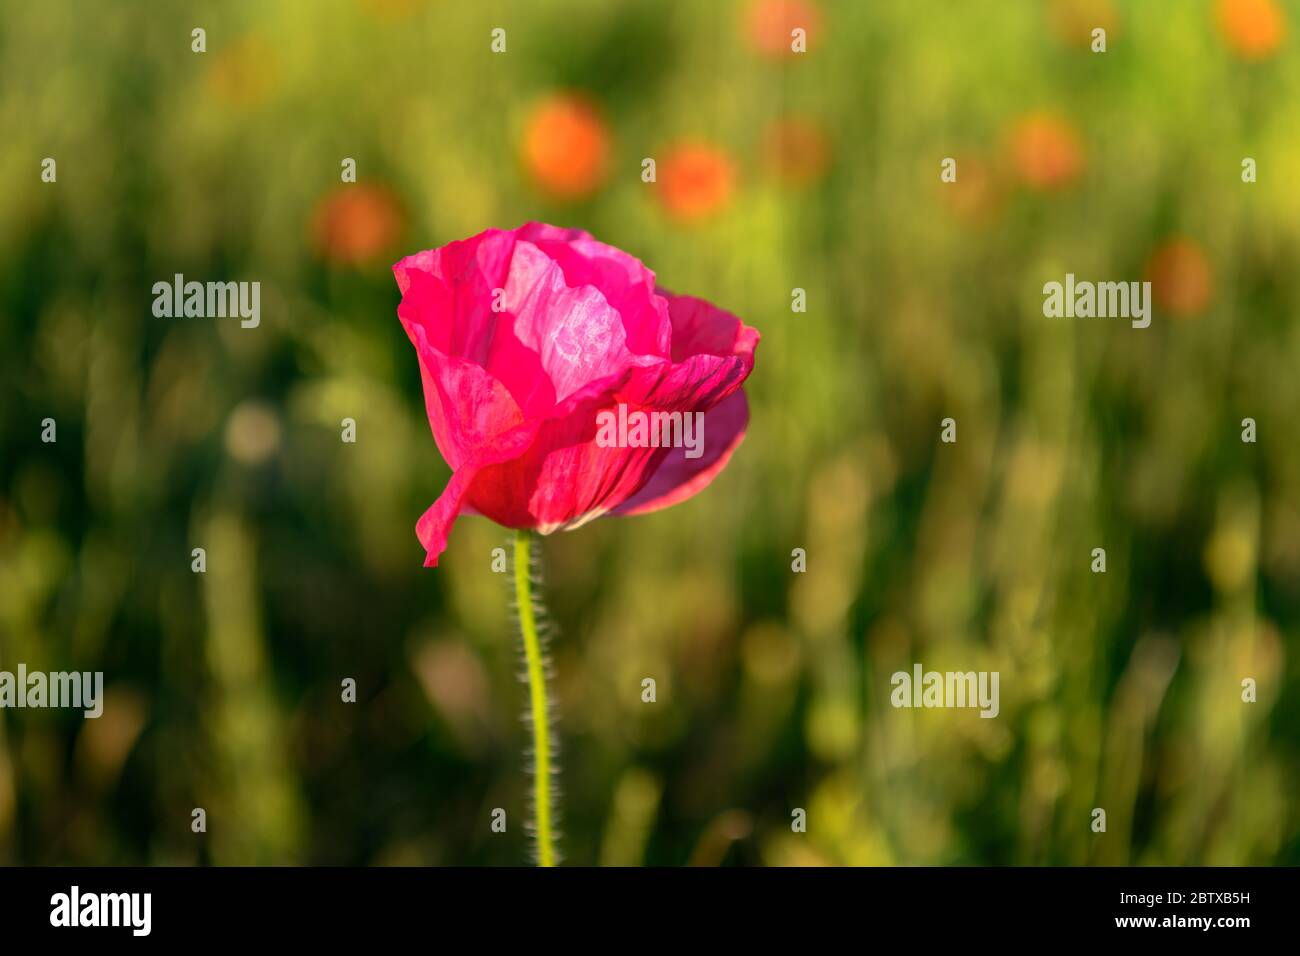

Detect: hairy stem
[513,529,557,866]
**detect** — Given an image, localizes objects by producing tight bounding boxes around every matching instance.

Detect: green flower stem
[514,529,556,866]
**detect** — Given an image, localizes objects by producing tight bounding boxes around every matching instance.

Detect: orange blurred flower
[1009,112,1085,190]
[745,0,822,58]
[1216,0,1286,60]
[1144,238,1213,316]
[657,143,738,223]
[939,154,1004,225]
[762,116,831,186]
[1048,0,1118,48]
[522,93,611,201]
[311,183,404,266]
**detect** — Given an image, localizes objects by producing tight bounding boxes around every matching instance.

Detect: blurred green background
[1,0,1298,865]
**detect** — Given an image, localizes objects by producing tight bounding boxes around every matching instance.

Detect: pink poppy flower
[394,222,759,567]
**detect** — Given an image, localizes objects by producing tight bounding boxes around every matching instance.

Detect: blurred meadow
[1,0,1299,865]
